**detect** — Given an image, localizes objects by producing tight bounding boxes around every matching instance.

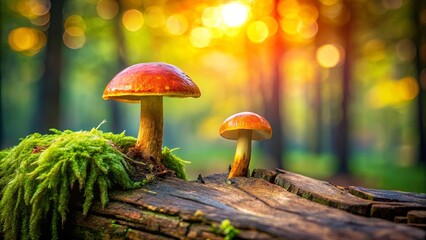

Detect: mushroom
[103,62,201,163]
[219,112,272,178]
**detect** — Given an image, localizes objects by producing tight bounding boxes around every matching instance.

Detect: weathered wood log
[66,169,426,239]
[253,169,426,222]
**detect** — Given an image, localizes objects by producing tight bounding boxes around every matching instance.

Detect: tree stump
[66,169,426,240]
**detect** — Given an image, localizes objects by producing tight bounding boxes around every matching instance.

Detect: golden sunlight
[145,6,165,28]
[8,27,37,51]
[122,9,144,31]
[316,44,341,68]
[368,77,419,108]
[16,0,50,18]
[221,2,250,28]
[64,15,86,49]
[63,32,85,49]
[8,27,46,55]
[166,14,188,35]
[202,7,222,28]
[96,0,119,20]
[190,27,212,48]
[247,21,269,43]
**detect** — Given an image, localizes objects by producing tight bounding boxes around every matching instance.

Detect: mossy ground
[0,127,188,240]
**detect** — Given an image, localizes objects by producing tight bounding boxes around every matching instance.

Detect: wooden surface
[254,169,426,222]
[66,169,426,239]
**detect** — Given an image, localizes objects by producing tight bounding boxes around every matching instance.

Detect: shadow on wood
[66,169,426,239]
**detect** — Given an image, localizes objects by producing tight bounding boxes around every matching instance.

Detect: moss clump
[212,219,240,240]
[0,127,187,240]
[161,147,189,180]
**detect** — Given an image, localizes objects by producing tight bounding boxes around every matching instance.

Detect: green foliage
[0,128,144,240]
[161,147,189,180]
[212,219,240,240]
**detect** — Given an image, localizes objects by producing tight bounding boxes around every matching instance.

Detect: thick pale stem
[136,96,163,163]
[228,129,252,178]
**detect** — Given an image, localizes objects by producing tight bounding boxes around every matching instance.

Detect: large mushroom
[103,62,201,164]
[219,112,272,178]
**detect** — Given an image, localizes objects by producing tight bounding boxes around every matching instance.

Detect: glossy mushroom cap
[102,62,201,102]
[219,112,272,140]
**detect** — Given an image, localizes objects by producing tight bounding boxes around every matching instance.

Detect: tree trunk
[335,0,353,174]
[262,0,284,169]
[109,0,127,133]
[65,169,426,239]
[35,0,65,133]
[414,0,426,164]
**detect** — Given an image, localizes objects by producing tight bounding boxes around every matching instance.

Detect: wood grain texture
[67,170,426,240]
[251,169,426,224]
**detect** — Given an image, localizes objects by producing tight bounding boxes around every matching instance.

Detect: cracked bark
[65,170,426,239]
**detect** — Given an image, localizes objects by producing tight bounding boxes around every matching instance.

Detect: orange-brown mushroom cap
[102,62,201,102]
[219,112,272,140]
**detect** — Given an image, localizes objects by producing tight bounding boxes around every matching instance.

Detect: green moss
[212,219,240,240]
[161,147,189,180]
[0,127,190,240]
[0,128,143,240]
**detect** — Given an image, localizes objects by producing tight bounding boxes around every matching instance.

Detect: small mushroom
[219,112,272,178]
[103,62,201,163]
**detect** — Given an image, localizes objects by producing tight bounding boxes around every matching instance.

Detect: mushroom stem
[228,129,252,178]
[136,96,163,163]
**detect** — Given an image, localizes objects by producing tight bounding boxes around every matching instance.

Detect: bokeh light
[122,9,144,31]
[396,39,416,62]
[96,0,119,20]
[316,44,342,68]
[221,2,250,27]
[30,12,50,26]
[8,27,46,55]
[202,7,222,28]
[247,21,269,43]
[368,77,419,108]
[190,27,212,48]
[166,14,188,35]
[16,0,51,18]
[64,15,86,49]
[145,6,165,28]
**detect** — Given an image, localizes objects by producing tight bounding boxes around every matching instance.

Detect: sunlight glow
[297,22,318,39]
[65,15,86,31]
[316,44,342,68]
[96,0,119,20]
[122,0,143,8]
[145,6,165,28]
[320,0,340,6]
[190,27,212,48]
[16,0,51,18]
[221,2,250,27]
[247,21,269,43]
[122,9,144,31]
[396,39,416,61]
[30,12,50,26]
[64,15,86,49]
[261,16,278,37]
[202,7,222,28]
[279,8,301,36]
[166,14,188,35]
[283,50,315,84]
[368,77,419,108]
[8,27,46,55]
[279,3,319,40]
[63,33,85,49]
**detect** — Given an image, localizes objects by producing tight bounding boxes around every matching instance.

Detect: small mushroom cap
[219,112,272,140]
[103,62,201,103]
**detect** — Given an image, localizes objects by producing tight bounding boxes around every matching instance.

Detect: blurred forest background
[1,0,425,192]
